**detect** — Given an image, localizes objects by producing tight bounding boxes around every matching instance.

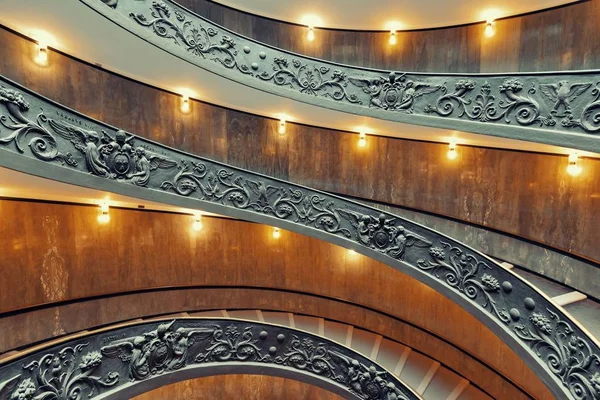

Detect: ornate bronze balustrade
[0,76,598,399]
[83,0,600,153]
[0,318,420,399]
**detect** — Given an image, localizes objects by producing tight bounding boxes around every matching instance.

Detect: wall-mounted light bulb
[358,131,367,148]
[307,26,315,42]
[181,94,191,114]
[97,202,110,224]
[272,227,281,239]
[278,118,286,135]
[447,141,458,160]
[567,153,582,176]
[192,215,203,231]
[389,30,397,46]
[484,20,495,38]
[35,41,48,66]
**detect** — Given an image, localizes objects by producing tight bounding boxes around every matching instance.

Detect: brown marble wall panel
[132,374,342,400]
[0,288,518,399]
[0,29,598,262]
[178,0,600,72]
[0,200,549,399]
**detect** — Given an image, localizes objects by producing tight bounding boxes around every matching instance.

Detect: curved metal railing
[0,318,421,400]
[0,76,598,399]
[81,0,600,153]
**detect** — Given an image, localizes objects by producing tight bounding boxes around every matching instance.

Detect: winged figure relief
[130,147,177,187]
[101,320,214,380]
[399,80,442,113]
[387,226,432,260]
[337,209,375,246]
[48,119,175,186]
[246,180,280,205]
[539,81,591,116]
[349,72,440,112]
[48,118,111,177]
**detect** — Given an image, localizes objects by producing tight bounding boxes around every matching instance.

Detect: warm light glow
[181,95,191,113]
[192,215,203,231]
[35,44,48,66]
[484,20,495,38]
[358,131,367,148]
[348,249,357,255]
[389,31,397,46]
[567,153,582,176]
[272,227,281,239]
[97,202,110,224]
[385,21,403,32]
[307,26,315,41]
[30,30,56,66]
[447,141,458,160]
[278,118,286,135]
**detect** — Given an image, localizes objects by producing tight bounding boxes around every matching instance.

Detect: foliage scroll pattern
[0,319,417,400]
[84,0,600,153]
[0,78,598,399]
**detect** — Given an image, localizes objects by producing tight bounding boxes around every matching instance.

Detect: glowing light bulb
[389,31,397,45]
[181,95,191,113]
[567,153,582,176]
[358,131,367,148]
[192,215,203,231]
[35,42,48,66]
[272,227,281,239]
[447,141,458,160]
[484,21,495,38]
[307,26,315,41]
[97,202,110,224]
[278,118,286,135]
[348,249,357,255]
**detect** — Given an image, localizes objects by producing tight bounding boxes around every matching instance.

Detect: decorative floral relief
[417,241,511,323]
[1,81,599,398]
[514,309,600,399]
[258,57,360,103]
[1,344,118,400]
[0,320,417,400]
[274,335,337,379]
[425,79,555,127]
[194,324,269,363]
[130,1,251,74]
[104,0,600,139]
[329,350,409,400]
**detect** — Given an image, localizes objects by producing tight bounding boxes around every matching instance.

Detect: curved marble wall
[80,0,600,153]
[1,27,597,267]
[0,200,541,399]
[181,0,600,73]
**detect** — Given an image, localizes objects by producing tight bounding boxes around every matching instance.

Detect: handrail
[0,318,421,400]
[81,0,600,153]
[0,75,598,399]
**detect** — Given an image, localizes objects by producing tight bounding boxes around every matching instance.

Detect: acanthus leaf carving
[8,343,119,400]
[1,77,599,399]
[129,1,252,74]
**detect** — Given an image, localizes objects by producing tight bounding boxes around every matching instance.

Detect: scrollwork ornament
[194,324,269,363]
[417,242,511,323]
[130,1,251,74]
[259,58,359,103]
[4,344,118,400]
[275,335,337,379]
[1,73,600,398]
[561,82,600,133]
[514,309,600,400]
